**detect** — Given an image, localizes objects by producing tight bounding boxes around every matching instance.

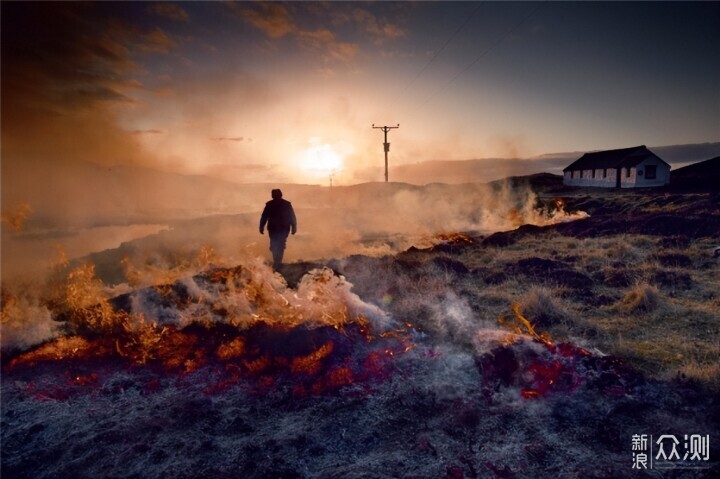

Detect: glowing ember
[432,232,475,245]
[488,303,637,399]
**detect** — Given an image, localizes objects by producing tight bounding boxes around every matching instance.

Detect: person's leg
[269,232,288,269]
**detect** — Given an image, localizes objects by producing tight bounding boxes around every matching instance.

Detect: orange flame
[498,303,554,348]
[433,232,475,245]
[7,261,415,399]
[291,342,335,375]
[216,337,247,360]
[1,203,32,231]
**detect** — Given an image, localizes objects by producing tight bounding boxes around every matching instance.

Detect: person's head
[271,189,282,199]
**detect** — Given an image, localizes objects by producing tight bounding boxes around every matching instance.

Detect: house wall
[563,168,618,187]
[619,166,637,188]
[563,154,670,188]
[632,158,670,187]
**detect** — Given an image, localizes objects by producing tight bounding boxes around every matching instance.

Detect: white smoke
[1,293,62,351]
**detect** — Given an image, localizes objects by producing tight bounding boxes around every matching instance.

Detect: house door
[615,168,621,188]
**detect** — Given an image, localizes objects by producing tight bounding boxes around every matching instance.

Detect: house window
[592,169,596,178]
[603,169,607,178]
[626,167,631,178]
[645,165,657,179]
[570,171,574,179]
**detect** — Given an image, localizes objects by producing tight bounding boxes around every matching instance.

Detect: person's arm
[290,204,297,234]
[259,206,268,234]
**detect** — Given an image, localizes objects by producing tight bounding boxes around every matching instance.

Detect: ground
[2,182,719,478]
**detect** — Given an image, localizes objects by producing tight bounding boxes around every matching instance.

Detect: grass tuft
[518,286,569,327]
[616,283,661,313]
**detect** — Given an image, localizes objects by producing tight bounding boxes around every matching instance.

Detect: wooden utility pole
[372,124,399,182]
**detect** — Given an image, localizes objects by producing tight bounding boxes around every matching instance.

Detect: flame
[216,337,247,360]
[120,243,223,290]
[7,259,415,400]
[8,336,103,369]
[64,263,118,331]
[498,303,554,348]
[1,203,32,231]
[197,243,218,268]
[51,244,69,270]
[506,208,524,227]
[497,195,589,230]
[432,232,475,245]
[291,342,334,375]
[492,303,599,399]
[531,197,589,226]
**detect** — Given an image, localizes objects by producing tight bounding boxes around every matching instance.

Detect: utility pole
[329,170,335,198]
[372,123,399,183]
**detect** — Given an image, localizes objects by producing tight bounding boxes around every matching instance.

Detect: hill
[669,156,720,191]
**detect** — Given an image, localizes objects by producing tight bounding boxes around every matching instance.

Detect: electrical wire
[399,2,485,95]
[421,1,548,107]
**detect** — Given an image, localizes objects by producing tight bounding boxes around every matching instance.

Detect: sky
[2,1,719,185]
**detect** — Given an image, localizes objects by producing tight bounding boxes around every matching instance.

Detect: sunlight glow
[298,143,344,177]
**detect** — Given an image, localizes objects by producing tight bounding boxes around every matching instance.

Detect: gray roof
[563,145,670,172]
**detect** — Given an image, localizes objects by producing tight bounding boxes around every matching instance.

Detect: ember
[480,303,642,399]
[432,232,475,246]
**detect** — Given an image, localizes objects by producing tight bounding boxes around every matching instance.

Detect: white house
[563,145,670,188]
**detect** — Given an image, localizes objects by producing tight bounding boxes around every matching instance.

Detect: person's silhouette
[259,189,297,270]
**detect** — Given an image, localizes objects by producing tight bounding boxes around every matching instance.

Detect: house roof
[563,145,670,172]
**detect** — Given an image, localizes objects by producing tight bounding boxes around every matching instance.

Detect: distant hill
[381,142,720,185]
[387,158,568,185]
[669,157,720,191]
[2,158,333,229]
[487,173,564,195]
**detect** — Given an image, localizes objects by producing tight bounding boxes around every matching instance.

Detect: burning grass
[4,261,415,402]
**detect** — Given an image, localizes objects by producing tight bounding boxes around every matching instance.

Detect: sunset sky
[2,1,719,184]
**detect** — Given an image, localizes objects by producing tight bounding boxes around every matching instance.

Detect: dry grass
[517,286,570,327]
[454,232,720,390]
[615,283,661,313]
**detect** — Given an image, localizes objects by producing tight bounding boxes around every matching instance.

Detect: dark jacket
[259,198,297,235]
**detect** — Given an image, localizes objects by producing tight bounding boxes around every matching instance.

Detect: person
[259,189,297,270]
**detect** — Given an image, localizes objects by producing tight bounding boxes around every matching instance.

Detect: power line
[400,2,485,95]
[421,1,548,107]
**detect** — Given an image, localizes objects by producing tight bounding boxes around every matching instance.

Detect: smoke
[127,259,391,333]
[0,254,395,352]
[1,288,62,351]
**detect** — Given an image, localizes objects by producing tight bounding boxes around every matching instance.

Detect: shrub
[518,287,568,327]
[616,283,661,313]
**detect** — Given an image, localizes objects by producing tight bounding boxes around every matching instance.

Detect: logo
[632,434,711,470]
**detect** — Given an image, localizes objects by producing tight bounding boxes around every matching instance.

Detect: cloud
[132,129,166,135]
[148,2,190,23]
[297,29,358,63]
[231,2,295,38]
[229,3,358,63]
[1,0,181,200]
[130,27,176,54]
[211,137,246,142]
[351,8,405,43]
[2,3,175,117]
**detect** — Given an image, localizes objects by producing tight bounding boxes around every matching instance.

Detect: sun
[298,143,343,177]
